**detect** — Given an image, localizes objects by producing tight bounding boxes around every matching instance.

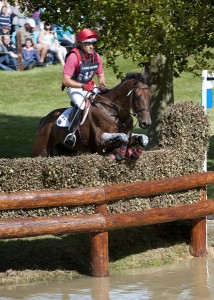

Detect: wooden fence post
[17,31,23,71]
[90,204,108,277]
[190,192,207,257]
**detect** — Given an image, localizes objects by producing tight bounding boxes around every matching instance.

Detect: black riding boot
[64,109,82,147]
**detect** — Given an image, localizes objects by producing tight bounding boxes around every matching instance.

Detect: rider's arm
[62,75,83,88]
[96,54,106,87]
[97,73,106,87]
[62,53,83,88]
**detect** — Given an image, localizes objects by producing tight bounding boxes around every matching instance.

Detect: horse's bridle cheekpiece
[127,86,150,116]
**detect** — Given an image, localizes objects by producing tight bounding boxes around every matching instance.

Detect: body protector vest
[70,48,99,84]
[61,48,99,91]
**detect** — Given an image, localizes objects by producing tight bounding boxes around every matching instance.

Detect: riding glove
[83,83,94,92]
[98,83,107,91]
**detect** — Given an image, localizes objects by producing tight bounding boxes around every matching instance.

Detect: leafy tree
[17,0,214,146]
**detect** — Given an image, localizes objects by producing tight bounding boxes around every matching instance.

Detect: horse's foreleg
[126,133,149,159]
[101,132,129,160]
[101,132,129,147]
[129,133,149,148]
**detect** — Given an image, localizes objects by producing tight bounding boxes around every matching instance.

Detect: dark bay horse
[32,73,152,160]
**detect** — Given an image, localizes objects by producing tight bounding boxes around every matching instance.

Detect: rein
[95,93,121,111]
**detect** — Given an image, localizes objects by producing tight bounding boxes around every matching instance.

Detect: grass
[174,72,201,103]
[0,65,64,157]
[0,223,191,285]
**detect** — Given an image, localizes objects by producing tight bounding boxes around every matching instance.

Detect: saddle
[56,98,92,128]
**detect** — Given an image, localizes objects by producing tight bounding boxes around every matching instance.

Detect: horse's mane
[99,72,150,96]
[122,72,150,85]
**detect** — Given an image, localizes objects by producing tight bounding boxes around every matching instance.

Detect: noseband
[133,108,150,115]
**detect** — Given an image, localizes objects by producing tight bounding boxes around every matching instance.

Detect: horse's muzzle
[135,109,151,128]
[138,116,152,128]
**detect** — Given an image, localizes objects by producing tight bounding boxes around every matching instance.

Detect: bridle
[133,108,150,115]
[128,85,151,115]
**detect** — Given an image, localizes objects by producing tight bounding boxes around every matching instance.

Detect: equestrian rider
[62,28,106,147]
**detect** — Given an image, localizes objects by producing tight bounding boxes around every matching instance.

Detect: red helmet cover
[77,28,99,43]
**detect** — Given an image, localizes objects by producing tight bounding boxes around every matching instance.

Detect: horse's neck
[97,80,133,119]
[112,80,133,114]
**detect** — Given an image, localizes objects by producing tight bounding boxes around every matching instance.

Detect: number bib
[77,61,99,83]
[70,48,99,84]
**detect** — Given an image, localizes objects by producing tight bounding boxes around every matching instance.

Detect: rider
[62,28,106,147]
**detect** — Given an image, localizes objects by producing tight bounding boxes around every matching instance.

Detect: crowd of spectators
[0,0,76,71]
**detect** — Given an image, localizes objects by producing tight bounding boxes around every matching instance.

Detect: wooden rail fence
[1,172,214,276]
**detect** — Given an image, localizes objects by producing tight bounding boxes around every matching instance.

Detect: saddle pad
[56,107,73,127]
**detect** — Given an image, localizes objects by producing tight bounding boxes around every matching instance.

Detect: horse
[32,72,152,160]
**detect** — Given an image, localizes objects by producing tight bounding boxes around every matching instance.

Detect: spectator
[22,37,43,70]
[0,0,11,15]
[16,18,35,46]
[0,24,10,37]
[0,5,11,29]
[16,18,49,63]
[55,24,75,52]
[10,0,27,32]
[2,34,17,69]
[38,21,67,66]
[31,23,40,44]
[0,38,16,70]
[31,6,45,30]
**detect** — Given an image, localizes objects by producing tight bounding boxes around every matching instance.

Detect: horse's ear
[142,72,151,86]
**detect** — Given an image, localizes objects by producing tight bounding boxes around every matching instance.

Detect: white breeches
[67,87,100,110]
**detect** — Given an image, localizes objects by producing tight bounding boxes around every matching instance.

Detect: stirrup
[64,133,76,147]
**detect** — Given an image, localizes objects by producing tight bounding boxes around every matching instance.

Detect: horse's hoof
[136,134,149,147]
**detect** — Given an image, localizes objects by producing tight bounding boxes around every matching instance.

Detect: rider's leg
[64,88,87,147]
[64,108,82,146]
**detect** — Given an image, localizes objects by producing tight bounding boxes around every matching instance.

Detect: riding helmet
[77,28,99,43]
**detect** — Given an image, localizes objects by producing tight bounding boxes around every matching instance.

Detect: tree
[18,0,214,146]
